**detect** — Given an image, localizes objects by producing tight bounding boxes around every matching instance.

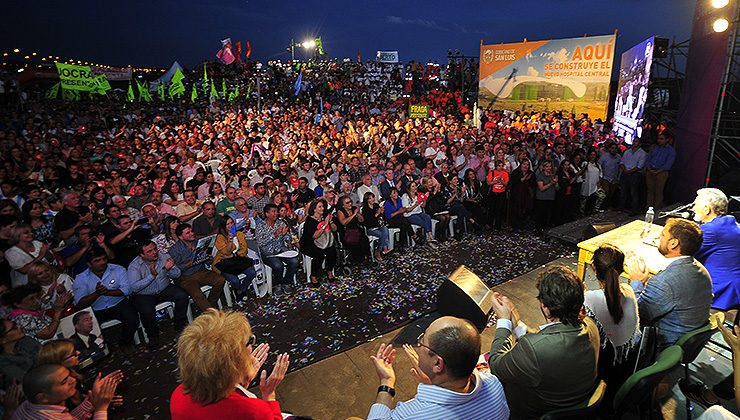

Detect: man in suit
[489,266,600,419]
[629,218,713,348]
[692,188,740,312]
[378,169,397,202]
[70,311,105,360]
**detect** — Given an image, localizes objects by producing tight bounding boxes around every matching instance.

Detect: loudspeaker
[653,37,669,59]
[582,223,617,241]
[436,265,493,331]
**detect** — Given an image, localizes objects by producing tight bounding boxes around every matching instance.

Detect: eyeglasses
[416,332,444,361]
[246,334,256,348]
[64,350,80,360]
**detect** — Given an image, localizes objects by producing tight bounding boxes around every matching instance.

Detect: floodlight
[712,0,729,8]
[713,18,730,32]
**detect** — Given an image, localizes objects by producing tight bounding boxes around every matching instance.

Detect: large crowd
[0,57,738,419]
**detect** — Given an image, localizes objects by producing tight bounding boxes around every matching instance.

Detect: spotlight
[301,40,316,49]
[712,0,729,8]
[713,18,730,32]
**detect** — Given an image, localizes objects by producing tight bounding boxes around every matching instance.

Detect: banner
[613,37,655,144]
[409,104,430,119]
[55,63,97,91]
[90,65,132,81]
[377,51,399,63]
[478,34,616,119]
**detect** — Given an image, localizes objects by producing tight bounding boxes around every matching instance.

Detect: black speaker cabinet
[436,265,494,331]
[582,222,617,241]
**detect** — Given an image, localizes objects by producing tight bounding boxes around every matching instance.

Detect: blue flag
[294,71,303,96]
[314,97,323,125]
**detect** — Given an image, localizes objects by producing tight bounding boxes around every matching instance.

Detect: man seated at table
[367,316,509,420]
[692,188,740,313]
[488,265,600,418]
[628,218,713,348]
[72,248,141,353]
[168,224,225,312]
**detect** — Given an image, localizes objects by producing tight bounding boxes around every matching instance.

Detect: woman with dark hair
[335,195,372,264]
[584,244,640,388]
[6,283,72,343]
[153,216,181,254]
[21,199,56,245]
[0,199,21,218]
[0,318,41,388]
[383,188,414,249]
[88,187,110,211]
[554,159,577,225]
[534,160,558,235]
[486,160,509,230]
[209,182,225,204]
[361,192,390,260]
[461,169,485,229]
[163,180,185,207]
[299,199,337,286]
[508,159,535,229]
[212,217,256,300]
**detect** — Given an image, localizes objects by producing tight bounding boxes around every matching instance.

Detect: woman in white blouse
[580,149,603,215]
[5,224,55,288]
[584,243,640,388]
[401,181,434,244]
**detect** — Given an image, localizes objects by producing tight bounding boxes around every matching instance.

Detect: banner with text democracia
[409,104,429,118]
[55,63,98,91]
[377,51,399,63]
[478,34,616,120]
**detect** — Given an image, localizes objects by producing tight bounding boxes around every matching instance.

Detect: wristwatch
[377,385,395,397]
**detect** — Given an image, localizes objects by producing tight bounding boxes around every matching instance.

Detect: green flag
[246,83,252,98]
[92,75,111,95]
[228,85,239,102]
[46,82,60,99]
[315,37,325,56]
[221,79,227,98]
[55,62,95,91]
[169,68,185,98]
[191,84,198,103]
[62,88,80,101]
[157,82,165,101]
[203,63,208,83]
[127,82,135,102]
[136,80,152,102]
[210,80,219,100]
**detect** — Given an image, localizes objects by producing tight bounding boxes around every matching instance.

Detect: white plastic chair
[100,319,142,345]
[387,227,400,250]
[186,285,213,322]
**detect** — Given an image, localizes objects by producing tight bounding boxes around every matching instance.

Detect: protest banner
[409,104,430,119]
[55,63,97,91]
[377,51,399,63]
[478,34,616,119]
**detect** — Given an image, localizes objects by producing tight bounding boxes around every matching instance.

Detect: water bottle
[641,207,654,238]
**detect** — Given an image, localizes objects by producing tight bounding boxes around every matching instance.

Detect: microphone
[659,203,693,218]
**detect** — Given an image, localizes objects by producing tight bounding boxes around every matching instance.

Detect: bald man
[367,316,509,420]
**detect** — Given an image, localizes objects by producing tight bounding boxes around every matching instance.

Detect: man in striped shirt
[367,316,509,420]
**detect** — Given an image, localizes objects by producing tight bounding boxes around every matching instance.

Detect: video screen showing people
[613,37,655,144]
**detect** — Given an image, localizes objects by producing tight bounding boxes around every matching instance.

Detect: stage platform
[262,254,737,420]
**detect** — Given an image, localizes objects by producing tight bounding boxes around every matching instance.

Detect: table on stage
[576,220,671,280]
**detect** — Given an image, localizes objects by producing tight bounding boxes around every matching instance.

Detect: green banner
[408,104,430,119]
[55,62,98,91]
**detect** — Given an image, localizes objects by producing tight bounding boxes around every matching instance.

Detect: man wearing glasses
[367,316,509,420]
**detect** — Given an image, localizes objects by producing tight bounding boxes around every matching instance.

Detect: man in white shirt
[367,316,509,420]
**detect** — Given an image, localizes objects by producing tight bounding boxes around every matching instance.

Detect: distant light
[301,40,316,49]
[712,0,730,8]
[32,52,36,56]
[2,53,7,57]
[17,68,24,73]
[13,48,19,53]
[714,18,730,32]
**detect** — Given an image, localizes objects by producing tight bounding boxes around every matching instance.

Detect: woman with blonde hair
[170,309,289,419]
[26,261,73,311]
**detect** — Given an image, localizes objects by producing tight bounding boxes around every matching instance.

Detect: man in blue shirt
[645,133,676,209]
[72,247,141,349]
[598,142,622,210]
[619,138,648,213]
[127,241,189,349]
[168,224,225,312]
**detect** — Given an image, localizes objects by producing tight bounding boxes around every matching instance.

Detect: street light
[712,0,729,8]
[301,40,316,49]
[713,18,730,32]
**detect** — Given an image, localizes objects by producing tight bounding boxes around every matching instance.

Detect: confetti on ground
[87,229,574,418]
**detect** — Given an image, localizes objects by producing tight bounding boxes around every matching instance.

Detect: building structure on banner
[478,33,616,120]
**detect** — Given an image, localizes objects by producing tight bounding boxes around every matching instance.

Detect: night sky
[3,0,696,69]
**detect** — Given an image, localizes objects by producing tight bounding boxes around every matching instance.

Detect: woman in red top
[170,309,290,420]
[486,160,510,230]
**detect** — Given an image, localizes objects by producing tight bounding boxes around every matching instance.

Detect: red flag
[235,41,242,62]
[246,41,252,59]
[357,48,361,63]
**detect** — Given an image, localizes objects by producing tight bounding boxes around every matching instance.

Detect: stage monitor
[612,36,656,144]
